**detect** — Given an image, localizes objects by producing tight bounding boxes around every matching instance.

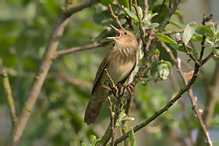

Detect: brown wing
[91,53,109,94]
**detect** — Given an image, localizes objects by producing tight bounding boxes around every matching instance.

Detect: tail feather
[84,98,103,125]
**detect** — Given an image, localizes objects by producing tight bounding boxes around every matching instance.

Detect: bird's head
[107,24,138,48]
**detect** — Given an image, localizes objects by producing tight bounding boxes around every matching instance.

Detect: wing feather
[91,53,109,94]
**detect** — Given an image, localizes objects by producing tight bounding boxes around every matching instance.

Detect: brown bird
[84,25,138,125]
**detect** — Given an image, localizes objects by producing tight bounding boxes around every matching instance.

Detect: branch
[201,52,215,65]
[58,72,92,89]
[0,59,17,128]
[107,96,115,146]
[64,0,101,17]
[10,0,100,145]
[133,0,146,52]
[56,41,112,57]
[108,4,123,29]
[196,63,218,146]
[143,0,149,18]
[199,14,213,62]
[176,38,201,66]
[145,29,155,51]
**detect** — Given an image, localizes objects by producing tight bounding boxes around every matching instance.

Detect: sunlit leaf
[183,21,197,45]
[155,34,179,45]
[124,8,138,21]
[191,35,203,42]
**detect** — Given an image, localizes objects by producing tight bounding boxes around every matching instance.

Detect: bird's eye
[124,32,128,35]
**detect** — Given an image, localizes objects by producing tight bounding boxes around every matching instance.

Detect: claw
[120,82,135,95]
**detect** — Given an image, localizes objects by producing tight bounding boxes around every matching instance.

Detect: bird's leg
[102,85,118,98]
[120,82,135,95]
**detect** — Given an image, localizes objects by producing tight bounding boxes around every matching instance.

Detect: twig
[64,0,100,17]
[143,0,149,19]
[108,4,123,29]
[58,72,92,89]
[199,14,213,62]
[104,69,118,97]
[176,38,201,66]
[145,29,155,51]
[201,52,215,65]
[196,63,219,146]
[107,96,115,146]
[133,0,146,51]
[0,59,17,128]
[10,1,100,145]
[169,70,194,146]
[56,41,112,57]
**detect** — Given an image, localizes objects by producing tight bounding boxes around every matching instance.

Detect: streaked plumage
[84,25,138,125]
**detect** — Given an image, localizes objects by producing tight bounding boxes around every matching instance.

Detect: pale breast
[106,59,135,84]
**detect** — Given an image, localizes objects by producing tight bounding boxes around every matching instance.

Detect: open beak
[107,24,121,40]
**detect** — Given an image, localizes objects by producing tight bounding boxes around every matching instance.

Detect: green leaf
[143,23,159,30]
[157,64,169,80]
[183,21,197,45]
[152,49,160,55]
[169,21,186,29]
[191,35,203,42]
[118,0,129,8]
[137,6,143,19]
[155,34,179,45]
[124,8,138,21]
[129,128,136,146]
[90,135,96,142]
[196,25,214,37]
[163,60,172,71]
[121,117,135,122]
[150,60,159,77]
[173,10,182,17]
[115,109,126,127]
[170,44,192,53]
[81,143,86,146]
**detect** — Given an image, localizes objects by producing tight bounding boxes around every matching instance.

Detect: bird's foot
[120,82,135,95]
[102,85,118,96]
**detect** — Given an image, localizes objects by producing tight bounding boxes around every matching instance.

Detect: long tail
[84,96,104,125]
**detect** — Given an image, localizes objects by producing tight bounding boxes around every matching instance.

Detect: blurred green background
[0,0,218,145]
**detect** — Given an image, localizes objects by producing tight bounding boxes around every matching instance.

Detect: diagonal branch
[56,41,112,57]
[108,4,123,29]
[115,64,199,144]
[0,59,17,128]
[161,41,212,146]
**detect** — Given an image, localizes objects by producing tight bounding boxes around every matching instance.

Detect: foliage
[0,0,218,146]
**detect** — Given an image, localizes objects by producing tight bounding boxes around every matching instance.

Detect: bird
[84,25,138,125]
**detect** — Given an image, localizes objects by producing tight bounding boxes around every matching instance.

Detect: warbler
[84,25,138,125]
